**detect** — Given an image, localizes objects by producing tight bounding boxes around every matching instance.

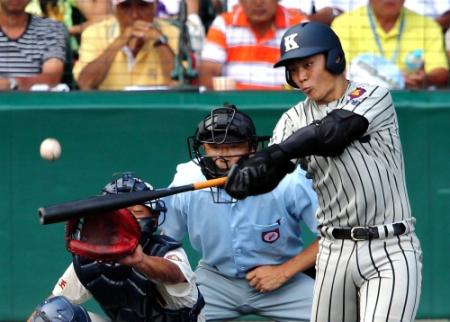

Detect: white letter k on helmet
[284,33,299,51]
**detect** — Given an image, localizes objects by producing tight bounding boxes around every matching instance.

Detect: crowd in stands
[0,0,449,91]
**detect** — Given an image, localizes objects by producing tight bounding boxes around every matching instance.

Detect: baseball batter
[225,22,422,322]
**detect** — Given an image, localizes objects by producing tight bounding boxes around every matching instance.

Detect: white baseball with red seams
[40,138,62,161]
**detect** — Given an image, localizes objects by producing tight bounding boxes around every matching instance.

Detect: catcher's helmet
[102,172,167,233]
[188,104,267,181]
[32,296,91,322]
[274,22,346,88]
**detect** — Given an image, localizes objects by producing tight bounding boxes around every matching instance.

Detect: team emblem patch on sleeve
[348,87,366,99]
[262,228,280,243]
[165,254,182,262]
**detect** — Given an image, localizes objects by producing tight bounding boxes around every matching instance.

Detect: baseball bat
[39,177,227,225]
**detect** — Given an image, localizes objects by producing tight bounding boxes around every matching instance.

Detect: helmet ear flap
[285,69,299,88]
[326,47,346,74]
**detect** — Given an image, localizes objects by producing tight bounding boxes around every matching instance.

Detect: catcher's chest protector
[73,236,201,322]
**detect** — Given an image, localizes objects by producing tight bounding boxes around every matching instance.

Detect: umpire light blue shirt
[161,161,318,278]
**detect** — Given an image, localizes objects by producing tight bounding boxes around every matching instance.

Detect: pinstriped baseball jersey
[271,81,412,228]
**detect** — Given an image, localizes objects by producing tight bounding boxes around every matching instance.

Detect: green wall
[0,90,448,320]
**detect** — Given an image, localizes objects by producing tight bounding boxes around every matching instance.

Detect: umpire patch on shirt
[262,228,280,243]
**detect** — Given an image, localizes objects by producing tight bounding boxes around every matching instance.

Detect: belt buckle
[350,226,366,241]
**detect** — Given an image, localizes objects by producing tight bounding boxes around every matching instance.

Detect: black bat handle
[39,185,193,225]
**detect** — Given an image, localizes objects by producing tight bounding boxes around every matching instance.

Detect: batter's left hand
[224,145,295,199]
[246,265,289,292]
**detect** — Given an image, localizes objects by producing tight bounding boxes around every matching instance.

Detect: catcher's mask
[32,296,91,322]
[102,172,167,233]
[188,104,269,202]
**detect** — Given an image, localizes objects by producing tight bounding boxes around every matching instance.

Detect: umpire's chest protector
[73,235,182,322]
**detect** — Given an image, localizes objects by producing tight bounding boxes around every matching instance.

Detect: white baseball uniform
[271,81,423,322]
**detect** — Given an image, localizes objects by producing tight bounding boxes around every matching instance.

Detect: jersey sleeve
[42,20,67,63]
[160,165,193,241]
[155,248,200,310]
[73,22,106,80]
[161,248,196,297]
[161,162,205,240]
[423,18,449,73]
[160,193,188,241]
[270,104,301,145]
[340,85,396,134]
[51,263,92,304]
[200,14,227,64]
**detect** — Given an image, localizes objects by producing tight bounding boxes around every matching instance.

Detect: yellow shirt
[74,17,180,90]
[331,6,449,74]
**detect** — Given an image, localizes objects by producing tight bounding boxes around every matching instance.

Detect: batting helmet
[32,296,91,322]
[274,22,346,88]
[188,104,267,181]
[102,172,167,233]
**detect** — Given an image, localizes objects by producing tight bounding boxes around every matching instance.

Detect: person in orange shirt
[199,0,308,90]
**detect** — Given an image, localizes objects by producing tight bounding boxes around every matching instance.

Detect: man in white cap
[74,0,180,90]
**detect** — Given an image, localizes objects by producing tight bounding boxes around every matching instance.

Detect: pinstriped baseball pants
[311,233,422,322]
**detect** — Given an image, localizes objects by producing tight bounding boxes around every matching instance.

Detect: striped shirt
[201,5,307,90]
[271,81,412,228]
[0,15,66,77]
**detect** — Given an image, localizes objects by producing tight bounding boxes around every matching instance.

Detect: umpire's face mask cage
[102,172,167,234]
[188,106,269,203]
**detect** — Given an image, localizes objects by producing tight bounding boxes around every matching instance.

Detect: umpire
[225,22,423,322]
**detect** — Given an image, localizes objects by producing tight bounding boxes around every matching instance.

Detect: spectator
[307,0,367,25]
[227,0,313,13]
[404,0,450,31]
[446,28,450,60]
[0,0,67,91]
[74,0,179,90]
[26,0,112,49]
[226,0,367,25]
[199,0,307,90]
[28,173,205,322]
[157,0,205,71]
[71,0,113,34]
[332,0,449,89]
[161,105,318,321]
[26,0,112,30]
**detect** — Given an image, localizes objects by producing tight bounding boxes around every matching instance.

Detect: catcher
[28,172,205,322]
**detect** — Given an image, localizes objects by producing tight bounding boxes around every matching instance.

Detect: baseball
[40,138,62,161]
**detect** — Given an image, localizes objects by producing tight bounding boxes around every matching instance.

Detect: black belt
[330,223,406,241]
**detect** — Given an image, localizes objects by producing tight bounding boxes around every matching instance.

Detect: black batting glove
[224,145,296,199]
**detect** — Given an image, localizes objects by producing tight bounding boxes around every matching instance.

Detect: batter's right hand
[224,145,295,199]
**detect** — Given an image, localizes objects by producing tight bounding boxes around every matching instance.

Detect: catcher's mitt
[66,208,141,261]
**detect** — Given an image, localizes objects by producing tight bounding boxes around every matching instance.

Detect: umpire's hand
[224,145,296,199]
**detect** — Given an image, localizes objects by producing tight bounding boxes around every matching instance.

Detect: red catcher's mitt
[65,208,141,261]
